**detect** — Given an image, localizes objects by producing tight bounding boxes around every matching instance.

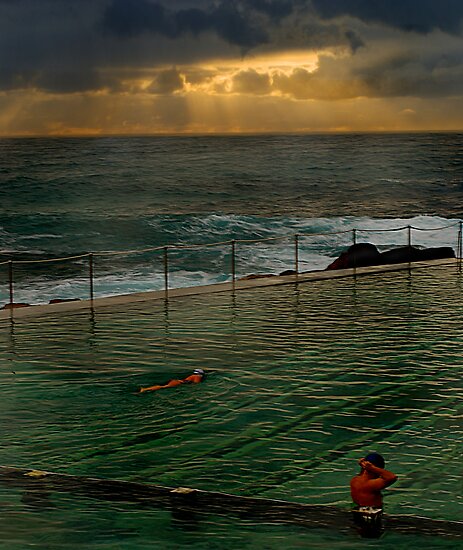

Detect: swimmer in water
[138,369,205,393]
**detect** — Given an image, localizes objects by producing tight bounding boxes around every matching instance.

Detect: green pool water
[0,266,462,548]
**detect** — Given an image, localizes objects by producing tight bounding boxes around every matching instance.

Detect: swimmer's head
[364,452,385,469]
[193,368,205,376]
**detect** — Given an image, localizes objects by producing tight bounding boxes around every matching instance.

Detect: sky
[1,0,463,136]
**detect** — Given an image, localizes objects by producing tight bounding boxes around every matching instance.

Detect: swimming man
[138,369,205,393]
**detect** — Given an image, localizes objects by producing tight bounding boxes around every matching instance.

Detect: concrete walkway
[1,258,459,321]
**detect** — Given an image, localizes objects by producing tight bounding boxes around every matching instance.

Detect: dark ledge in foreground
[0,466,461,539]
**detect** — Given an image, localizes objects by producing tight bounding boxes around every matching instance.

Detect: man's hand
[358,458,373,471]
[358,457,398,485]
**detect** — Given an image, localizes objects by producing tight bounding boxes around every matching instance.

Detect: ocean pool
[0,266,462,548]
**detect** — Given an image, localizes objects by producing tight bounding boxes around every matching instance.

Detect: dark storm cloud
[0,0,462,102]
[0,0,213,94]
[101,0,173,37]
[311,0,463,35]
[101,0,271,48]
[0,0,105,92]
[352,53,463,98]
[243,0,295,20]
[36,70,103,94]
[299,21,364,54]
[146,68,185,94]
[344,30,364,53]
[0,0,361,94]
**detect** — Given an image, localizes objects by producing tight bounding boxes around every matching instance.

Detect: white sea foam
[1,214,459,307]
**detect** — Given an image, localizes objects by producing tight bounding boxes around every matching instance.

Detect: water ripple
[0,265,462,538]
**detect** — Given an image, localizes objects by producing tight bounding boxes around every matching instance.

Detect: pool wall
[1,257,458,322]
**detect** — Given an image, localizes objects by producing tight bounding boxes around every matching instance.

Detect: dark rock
[1,302,31,310]
[326,243,455,270]
[326,243,380,270]
[239,274,275,280]
[415,246,455,261]
[379,246,423,264]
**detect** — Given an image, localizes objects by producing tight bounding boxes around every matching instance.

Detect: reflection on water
[0,485,459,550]
[0,266,462,548]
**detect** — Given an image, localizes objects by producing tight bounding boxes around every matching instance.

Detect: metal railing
[1,221,462,306]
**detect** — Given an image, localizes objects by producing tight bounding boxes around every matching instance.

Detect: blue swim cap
[365,452,385,469]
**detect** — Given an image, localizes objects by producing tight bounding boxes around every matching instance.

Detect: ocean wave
[2,133,462,328]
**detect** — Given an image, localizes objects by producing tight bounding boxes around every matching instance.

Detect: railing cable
[13,253,90,265]
[1,221,461,307]
[3,222,460,265]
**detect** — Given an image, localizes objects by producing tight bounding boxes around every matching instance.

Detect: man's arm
[359,458,398,489]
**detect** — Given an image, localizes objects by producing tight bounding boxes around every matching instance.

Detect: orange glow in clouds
[2,49,463,136]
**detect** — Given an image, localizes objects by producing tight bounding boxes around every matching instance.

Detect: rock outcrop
[326,243,455,270]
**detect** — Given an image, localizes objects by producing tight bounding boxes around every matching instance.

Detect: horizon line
[1,129,462,139]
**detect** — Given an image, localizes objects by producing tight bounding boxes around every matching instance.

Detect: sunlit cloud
[1,1,463,135]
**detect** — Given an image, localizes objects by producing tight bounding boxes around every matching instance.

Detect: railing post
[89,254,94,301]
[351,229,357,272]
[163,246,169,296]
[407,225,412,248]
[231,240,236,283]
[294,234,299,274]
[459,221,462,272]
[8,260,13,305]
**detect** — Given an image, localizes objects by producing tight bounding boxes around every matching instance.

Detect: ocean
[1,133,462,304]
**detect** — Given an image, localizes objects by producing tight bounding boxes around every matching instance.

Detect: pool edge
[0,257,459,321]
